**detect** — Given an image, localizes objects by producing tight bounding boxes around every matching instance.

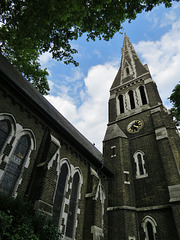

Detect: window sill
[136,173,148,179]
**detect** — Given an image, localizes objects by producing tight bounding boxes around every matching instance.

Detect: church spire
[111,34,149,89]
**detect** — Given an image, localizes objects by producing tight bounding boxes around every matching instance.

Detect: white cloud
[48,68,85,106]
[160,3,180,28]
[135,16,180,108]
[48,80,54,89]
[39,52,52,65]
[145,2,180,29]
[39,52,55,77]
[75,63,118,150]
[65,68,84,82]
[45,95,79,123]
[46,63,118,151]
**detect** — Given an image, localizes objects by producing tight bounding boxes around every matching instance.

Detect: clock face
[127,120,143,133]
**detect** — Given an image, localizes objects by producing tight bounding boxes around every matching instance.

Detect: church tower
[103,34,180,240]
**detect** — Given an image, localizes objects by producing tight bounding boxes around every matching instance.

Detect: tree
[0,0,179,94]
[169,83,180,121]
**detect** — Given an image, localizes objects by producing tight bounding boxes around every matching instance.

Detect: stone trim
[129,237,136,240]
[150,107,161,114]
[91,225,104,240]
[34,199,53,217]
[108,104,163,124]
[111,146,116,158]
[50,134,61,148]
[107,204,170,212]
[110,72,149,92]
[90,167,99,179]
[155,127,168,140]
[109,93,116,100]
[144,78,154,84]
[124,171,130,184]
[168,184,180,202]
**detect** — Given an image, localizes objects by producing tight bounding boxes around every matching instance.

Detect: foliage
[169,83,180,121]
[0,0,179,94]
[0,193,61,240]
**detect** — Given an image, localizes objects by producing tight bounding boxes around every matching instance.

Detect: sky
[39,2,180,151]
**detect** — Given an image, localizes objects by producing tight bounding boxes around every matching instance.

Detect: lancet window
[119,95,125,114]
[0,134,31,195]
[133,151,148,178]
[139,86,147,105]
[53,162,69,228]
[128,90,135,109]
[65,171,80,239]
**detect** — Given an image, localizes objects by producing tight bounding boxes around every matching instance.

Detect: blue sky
[40,2,180,151]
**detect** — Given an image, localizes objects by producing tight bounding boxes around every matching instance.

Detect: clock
[127,120,143,133]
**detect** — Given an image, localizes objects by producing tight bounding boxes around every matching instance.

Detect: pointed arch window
[133,151,148,179]
[139,86,147,105]
[65,172,80,239]
[138,154,144,175]
[0,134,31,195]
[147,221,155,240]
[119,95,125,114]
[53,163,69,227]
[128,90,135,109]
[0,120,11,152]
[142,216,157,240]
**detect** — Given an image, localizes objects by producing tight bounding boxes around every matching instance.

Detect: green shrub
[0,193,61,240]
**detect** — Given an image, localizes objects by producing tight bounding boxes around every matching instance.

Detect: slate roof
[0,53,113,177]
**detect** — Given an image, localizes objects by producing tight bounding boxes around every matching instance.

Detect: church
[0,35,180,240]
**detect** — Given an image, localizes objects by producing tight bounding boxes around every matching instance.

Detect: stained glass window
[53,163,68,227]
[65,172,80,238]
[0,135,30,195]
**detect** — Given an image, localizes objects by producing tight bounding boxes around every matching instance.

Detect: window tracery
[133,151,148,178]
